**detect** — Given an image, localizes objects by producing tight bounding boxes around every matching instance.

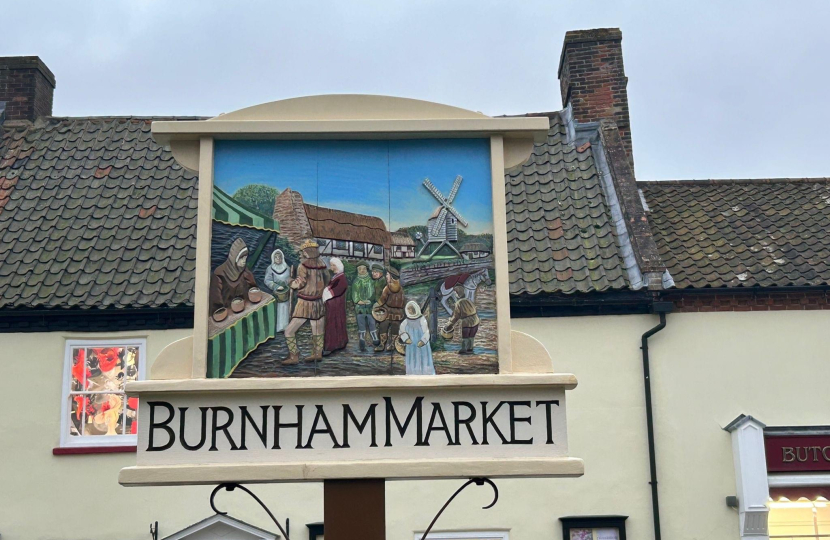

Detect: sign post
[325,480,385,540]
[120,95,583,539]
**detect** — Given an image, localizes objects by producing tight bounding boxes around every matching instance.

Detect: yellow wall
[3,310,830,540]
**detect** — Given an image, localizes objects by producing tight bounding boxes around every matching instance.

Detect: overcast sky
[6,1,829,180]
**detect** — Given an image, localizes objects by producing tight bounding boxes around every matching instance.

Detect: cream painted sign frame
[153,95,547,379]
[121,95,582,486]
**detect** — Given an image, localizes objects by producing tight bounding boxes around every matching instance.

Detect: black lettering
[179,406,208,451]
[424,403,453,446]
[305,405,342,449]
[480,401,508,445]
[272,405,304,450]
[147,401,175,451]
[342,404,378,448]
[239,405,269,450]
[384,396,424,447]
[507,401,533,444]
[453,401,478,445]
[209,406,239,451]
[535,400,559,444]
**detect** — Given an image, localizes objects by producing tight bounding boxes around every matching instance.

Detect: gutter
[640,301,673,540]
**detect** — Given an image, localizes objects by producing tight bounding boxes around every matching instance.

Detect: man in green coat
[352,262,380,351]
[371,264,385,302]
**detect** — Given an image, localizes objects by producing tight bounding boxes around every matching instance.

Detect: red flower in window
[93,348,120,373]
[128,397,138,410]
[72,350,91,388]
[73,395,92,420]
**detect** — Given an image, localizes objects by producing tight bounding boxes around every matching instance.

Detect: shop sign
[765,434,830,472]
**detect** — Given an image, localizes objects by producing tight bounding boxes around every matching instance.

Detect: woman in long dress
[321,257,348,355]
[399,301,435,375]
[264,249,291,333]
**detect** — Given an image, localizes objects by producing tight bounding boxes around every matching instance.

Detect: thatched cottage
[273,188,391,261]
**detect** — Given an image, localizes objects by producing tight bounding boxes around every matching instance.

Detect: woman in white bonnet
[399,300,435,375]
[264,249,291,332]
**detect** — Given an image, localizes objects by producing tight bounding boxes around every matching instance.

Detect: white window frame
[59,338,147,448]
[416,531,508,540]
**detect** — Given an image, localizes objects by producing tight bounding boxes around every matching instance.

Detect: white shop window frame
[59,338,147,448]
[417,531,509,540]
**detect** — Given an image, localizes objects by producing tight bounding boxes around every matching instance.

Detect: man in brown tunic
[445,297,480,355]
[374,267,405,353]
[283,239,330,365]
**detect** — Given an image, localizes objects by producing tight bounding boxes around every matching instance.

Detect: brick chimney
[0,56,55,123]
[558,28,634,169]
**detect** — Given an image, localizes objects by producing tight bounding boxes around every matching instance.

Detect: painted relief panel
[208,139,497,378]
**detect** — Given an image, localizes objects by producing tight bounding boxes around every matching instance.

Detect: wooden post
[324,480,385,540]
[429,288,438,343]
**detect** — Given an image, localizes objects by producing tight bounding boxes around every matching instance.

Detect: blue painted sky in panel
[213,139,493,234]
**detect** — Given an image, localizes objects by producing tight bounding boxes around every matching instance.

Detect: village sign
[118,95,583,486]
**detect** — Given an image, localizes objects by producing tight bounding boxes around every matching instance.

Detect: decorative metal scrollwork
[419,477,499,540]
[210,482,291,540]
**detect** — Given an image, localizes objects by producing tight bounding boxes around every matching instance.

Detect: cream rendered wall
[3,311,830,540]
[0,329,323,540]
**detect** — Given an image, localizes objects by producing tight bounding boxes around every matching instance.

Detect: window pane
[71,347,89,390]
[86,347,125,393]
[125,396,139,435]
[83,393,124,436]
[69,394,90,437]
[570,530,594,540]
[124,347,139,382]
[594,529,619,540]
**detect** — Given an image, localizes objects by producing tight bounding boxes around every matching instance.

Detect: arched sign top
[210,94,490,122]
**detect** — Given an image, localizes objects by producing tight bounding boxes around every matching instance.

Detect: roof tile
[0,117,199,309]
[640,179,830,289]
[506,113,629,295]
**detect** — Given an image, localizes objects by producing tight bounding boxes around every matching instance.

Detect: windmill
[416,175,468,260]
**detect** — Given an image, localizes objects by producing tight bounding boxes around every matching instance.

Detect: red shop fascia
[766,427,830,500]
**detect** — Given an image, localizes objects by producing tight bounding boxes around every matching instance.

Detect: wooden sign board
[120,374,581,485]
[119,96,583,486]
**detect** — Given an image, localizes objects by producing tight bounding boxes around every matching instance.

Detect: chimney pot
[0,56,56,123]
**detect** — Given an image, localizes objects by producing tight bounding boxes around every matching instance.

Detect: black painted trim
[560,516,628,540]
[0,306,194,333]
[511,290,653,317]
[307,522,324,540]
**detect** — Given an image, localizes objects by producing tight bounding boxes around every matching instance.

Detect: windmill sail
[424,176,467,236]
[431,207,448,236]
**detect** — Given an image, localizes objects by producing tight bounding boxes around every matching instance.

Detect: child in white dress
[399,301,435,375]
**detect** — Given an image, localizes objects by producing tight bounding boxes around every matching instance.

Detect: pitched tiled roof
[640,178,830,288]
[505,113,631,295]
[0,116,201,309]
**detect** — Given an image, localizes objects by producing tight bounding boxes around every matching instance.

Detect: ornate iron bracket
[419,477,499,540]
[208,477,497,540]
[210,482,291,540]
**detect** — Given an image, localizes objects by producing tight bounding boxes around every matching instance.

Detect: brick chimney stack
[558,28,634,169]
[0,56,55,123]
